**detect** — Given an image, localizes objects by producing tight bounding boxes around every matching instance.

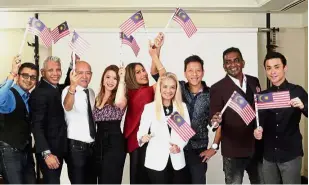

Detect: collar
[228,74,247,87]
[270,79,289,91]
[12,84,29,100]
[76,85,87,92]
[42,78,58,89]
[185,81,209,94]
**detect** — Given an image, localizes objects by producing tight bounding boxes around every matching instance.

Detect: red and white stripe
[28,27,53,48]
[68,33,90,58]
[229,102,256,125]
[167,117,196,142]
[120,18,144,37]
[257,91,290,109]
[51,27,70,44]
[173,16,197,38]
[122,38,140,57]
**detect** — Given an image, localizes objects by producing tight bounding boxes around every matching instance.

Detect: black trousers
[67,139,96,184]
[147,156,188,184]
[0,142,36,184]
[129,144,151,184]
[36,154,64,184]
[184,148,208,184]
[95,122,126,184]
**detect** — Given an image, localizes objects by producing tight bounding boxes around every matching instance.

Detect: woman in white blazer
[137,72,191,184]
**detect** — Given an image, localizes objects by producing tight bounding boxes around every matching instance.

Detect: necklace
[163,105,173,115]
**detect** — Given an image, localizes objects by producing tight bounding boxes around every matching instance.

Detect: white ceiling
[0,0,307,13]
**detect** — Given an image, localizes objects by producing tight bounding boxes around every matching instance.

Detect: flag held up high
[120,11,145,37]
[68,31,90,58]
[51,21,70,44]
[256,91,290,109]
[28,17,53,48]
[229,91,256,125]
[120,32,140,57]
[167,111,195,142]
[172,8,197,38]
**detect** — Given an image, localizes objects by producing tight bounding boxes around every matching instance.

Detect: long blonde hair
[155,72,184,121]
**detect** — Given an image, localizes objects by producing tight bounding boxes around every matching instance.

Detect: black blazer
[210,74,261,158]
[30,68,71,157]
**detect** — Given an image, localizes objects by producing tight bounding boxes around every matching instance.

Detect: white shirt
[228,74,247,93]
[62,85,95,143]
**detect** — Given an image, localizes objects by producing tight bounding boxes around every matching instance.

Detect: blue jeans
[0,142,36,184]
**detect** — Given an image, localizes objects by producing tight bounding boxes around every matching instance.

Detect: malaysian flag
[120,11,145,36]
[51,21,70,44]
[27,17,53,48]
[256,91,290,109]
[68,31,90,58]
[167,111,195,142]
[120,32,140,56]
[228,91,256,125]
[172,8,197,38]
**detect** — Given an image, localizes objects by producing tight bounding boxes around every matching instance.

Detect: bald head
[75,61,92,88]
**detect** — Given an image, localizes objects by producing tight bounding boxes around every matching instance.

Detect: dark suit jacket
[210,74,261,158]
[30,69,70,157]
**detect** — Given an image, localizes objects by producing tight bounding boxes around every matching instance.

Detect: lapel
[246,75,259,94]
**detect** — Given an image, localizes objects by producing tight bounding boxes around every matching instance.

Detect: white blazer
[137,102,191,171]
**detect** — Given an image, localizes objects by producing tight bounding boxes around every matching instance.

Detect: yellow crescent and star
[134,12,142,20]
[258,94,269,102]
[174,114,182,123]
[35,21,42,28]
[235,95,244,104]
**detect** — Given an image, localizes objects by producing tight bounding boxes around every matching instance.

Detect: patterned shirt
[93,104,125,122]
[179,81,210,150]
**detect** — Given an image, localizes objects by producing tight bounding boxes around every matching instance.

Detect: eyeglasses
[19,73,37,81]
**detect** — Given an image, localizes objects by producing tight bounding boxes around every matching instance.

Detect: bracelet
[158,66,164,71]
[9,72,17,77]
[68,89,76,95]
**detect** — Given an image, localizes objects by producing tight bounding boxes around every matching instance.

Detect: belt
[68,139,95,148]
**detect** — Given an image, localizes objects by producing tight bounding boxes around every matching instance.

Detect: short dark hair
[18,63,39,75]
[222,47,243,62]
[184,55,204,71]
[263,52,287,68]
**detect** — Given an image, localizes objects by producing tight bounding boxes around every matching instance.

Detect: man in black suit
[209,47,263,184]
[30,56,72,184]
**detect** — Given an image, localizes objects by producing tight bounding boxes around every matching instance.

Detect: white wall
[0,11,307,182]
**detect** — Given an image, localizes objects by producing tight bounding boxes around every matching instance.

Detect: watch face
[212,143,218,149]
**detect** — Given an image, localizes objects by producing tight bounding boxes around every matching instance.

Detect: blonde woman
[137,72,191,184]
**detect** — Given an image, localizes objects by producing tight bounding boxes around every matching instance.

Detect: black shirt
[259,80,308,163]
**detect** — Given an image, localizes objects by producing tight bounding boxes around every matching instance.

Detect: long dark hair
[96,65,119,107]
[125,62,148,90]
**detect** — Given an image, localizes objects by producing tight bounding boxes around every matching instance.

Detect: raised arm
[115,65,127,110]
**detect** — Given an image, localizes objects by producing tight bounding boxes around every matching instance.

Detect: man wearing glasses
[0,56,38,183]
[30,56,71,183]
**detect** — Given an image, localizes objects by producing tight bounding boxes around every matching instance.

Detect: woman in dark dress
[93,65,127,184]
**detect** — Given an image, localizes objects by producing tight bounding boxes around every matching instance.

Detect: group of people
[0,32,307,184]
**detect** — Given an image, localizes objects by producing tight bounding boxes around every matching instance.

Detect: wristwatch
[211,143,219,151]
[42,150,51,159]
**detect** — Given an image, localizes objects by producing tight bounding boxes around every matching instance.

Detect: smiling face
[75,61,92,88]
[17,68,37,92]
[223,51,245,79]
[184,61,204,87]
[135,64,149,85]
[103,70,118,91]
[41,60,62,86]
[160,77,177,102]
[265,58,287,86]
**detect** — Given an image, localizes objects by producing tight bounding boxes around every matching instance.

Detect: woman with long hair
[137,72,190,184]
[93,64,127,184]
[123,33,166,184]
